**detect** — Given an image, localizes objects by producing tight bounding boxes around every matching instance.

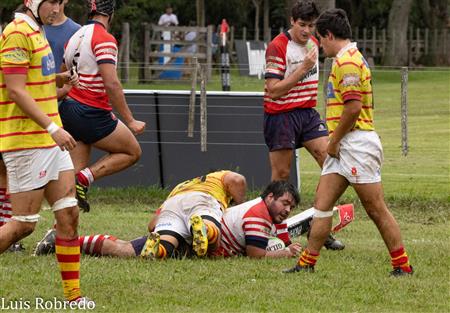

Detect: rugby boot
[190,215,208,257]
[390,266,414,277]
[7,241,25,253]
[324,233,345,250]
[75,179,90,213]
[283,264,315,273]
[140,232,160,259]
[33,228,56,256]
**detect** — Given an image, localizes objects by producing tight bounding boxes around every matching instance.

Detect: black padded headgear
[87,0,115,17]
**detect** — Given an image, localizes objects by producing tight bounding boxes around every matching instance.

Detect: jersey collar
[15,13,40,32]
[336,41,357,58]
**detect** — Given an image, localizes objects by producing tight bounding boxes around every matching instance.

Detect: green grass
[1,69,449,312]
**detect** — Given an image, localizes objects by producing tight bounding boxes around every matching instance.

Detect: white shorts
[322,130,383,184]
[155,192,222,244]
[3,146,74,193]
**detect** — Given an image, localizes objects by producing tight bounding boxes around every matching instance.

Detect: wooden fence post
[242,27,247,41]
[415,28,421,61]
[143,23,151,84]
[206,25,213,80]
[372,26,376,57]
[401,67,408,156]
[362,28,367,55]
[200,65,207,152]
[382,29,386,57]
[408,26,413,65]
[188,58,199,138]
[120,22,130,83]
[424,28,429,55]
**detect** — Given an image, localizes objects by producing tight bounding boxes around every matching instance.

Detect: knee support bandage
[52,197,78,212]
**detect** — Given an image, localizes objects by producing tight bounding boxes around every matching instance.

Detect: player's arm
[328,64,364,158]
[265,47,317,100]
[98,63,146,135]
[328,99,362,152]
[246,243,301,258]
[4,73,76,150]
[223,172,247,204]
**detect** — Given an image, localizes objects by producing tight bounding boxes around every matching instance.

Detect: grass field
[1,69,449,312]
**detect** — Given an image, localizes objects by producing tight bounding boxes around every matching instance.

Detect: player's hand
[58,70,79,87]
[127,119,146,135]
[327,140,340,159]
[302,46,317,72]
[51,128,77,151]
[287,243,302,257]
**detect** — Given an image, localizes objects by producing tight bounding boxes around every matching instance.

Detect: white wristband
[46,122,60,135]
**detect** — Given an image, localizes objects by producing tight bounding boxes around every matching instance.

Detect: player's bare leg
[352,182,412,275]
[269,149,293,181]
[91,121,142,180]
[303,136,328,168]
[0,190,44,253]
[284,173,348,273]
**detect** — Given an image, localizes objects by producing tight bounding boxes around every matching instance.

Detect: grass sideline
[1,69,449,312]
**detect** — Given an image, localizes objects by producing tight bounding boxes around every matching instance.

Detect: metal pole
[154,93,165,187]
[401,67,408,156]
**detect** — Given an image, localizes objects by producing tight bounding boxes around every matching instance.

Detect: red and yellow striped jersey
[167,170,232,209]
[0,13,60,152]
[326,42,374,134]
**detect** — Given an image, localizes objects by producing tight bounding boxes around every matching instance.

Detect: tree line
[1,0,448,65]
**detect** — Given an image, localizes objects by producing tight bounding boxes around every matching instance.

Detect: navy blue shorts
[59,98,118,144]
[264,108,328,151]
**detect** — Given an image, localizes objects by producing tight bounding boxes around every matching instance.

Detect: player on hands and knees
[284,9,413,276]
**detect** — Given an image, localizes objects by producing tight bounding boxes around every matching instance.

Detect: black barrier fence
[92,90,297,189]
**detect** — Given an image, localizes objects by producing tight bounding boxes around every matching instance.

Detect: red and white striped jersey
[219,197,274,257]
[264,31,319,114]
[64,21,118,111]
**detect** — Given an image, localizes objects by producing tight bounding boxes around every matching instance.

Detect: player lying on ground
[35,181,305,259]
[36,180,353,257]
[35,170,247,257]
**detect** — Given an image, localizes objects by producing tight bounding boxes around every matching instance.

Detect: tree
[252,0,262,40]
[383,0,413,66]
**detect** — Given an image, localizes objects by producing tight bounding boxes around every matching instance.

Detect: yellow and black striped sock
[206,224,220,245]
[55,237,81,301]
[298,249,319,267]
[157,244,167,259]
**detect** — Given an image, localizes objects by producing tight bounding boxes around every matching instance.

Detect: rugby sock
[76,168,94,187]
[55,237,81,301]
[297,248,319,267]
[274,223,291,245]
[79,235,117,256]
[390,246,412,272]
[206,223,220,245]
[0,188,6,227]
[157,244,167,259]
[0,192,12,227]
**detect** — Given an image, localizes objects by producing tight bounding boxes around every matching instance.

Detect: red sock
[0,192,12,227]
[390,246,412,272]
[298,248,319,267]
[0,188,6,227]
[76,168,94,187]
[55,237,81,301]
[79,235,117,256]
